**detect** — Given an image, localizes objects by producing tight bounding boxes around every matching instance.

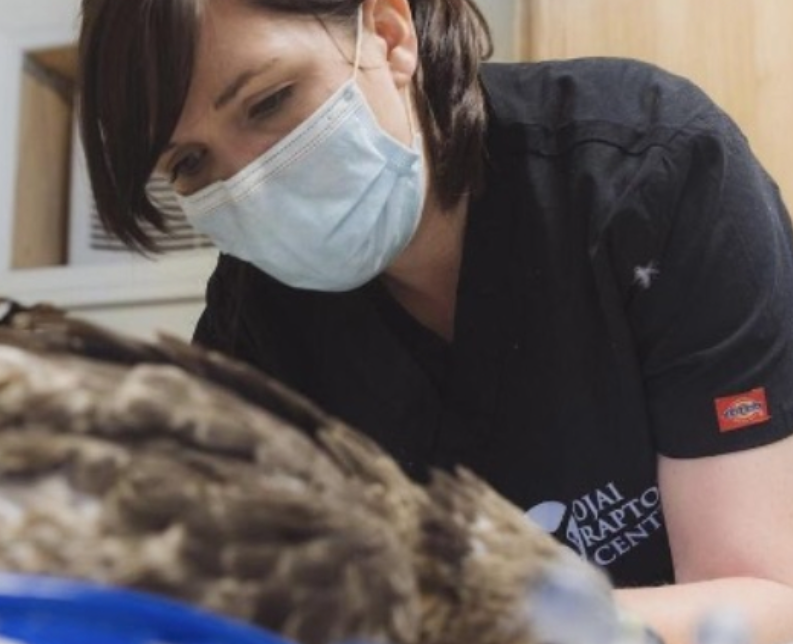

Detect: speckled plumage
[0,298,620,644]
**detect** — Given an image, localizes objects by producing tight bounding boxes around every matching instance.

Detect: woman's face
[157,0,418,196]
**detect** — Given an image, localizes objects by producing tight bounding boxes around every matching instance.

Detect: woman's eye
[170,149,205,183]
[248,86,293,121]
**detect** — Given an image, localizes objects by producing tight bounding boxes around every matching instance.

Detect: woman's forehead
[169,0,352,139]
[198,0,332,52]
[194,1,343,78]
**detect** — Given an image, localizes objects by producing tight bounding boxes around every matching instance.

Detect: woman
[77,0,793,642]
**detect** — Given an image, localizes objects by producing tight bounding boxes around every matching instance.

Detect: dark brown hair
[78,0,492,251]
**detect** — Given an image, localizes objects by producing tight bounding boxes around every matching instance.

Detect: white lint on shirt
[633,262,660,290]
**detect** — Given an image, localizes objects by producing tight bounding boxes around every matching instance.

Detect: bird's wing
[0,299,331,435]
[0,299,642,644]
[417,467,617,644]
[0,315,422,644]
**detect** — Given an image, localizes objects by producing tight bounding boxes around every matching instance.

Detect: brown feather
[0,298,619,644]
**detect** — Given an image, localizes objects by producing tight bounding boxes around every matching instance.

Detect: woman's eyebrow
[160,58,281,156]
[214,58,279,110]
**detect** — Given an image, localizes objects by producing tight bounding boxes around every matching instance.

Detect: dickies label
[715,388,771,433]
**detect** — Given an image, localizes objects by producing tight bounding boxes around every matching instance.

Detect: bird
[0,297,650,644]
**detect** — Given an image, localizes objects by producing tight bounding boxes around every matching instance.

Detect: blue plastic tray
[0,574,293,644]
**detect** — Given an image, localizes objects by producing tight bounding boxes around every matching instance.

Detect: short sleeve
[611,107,793,457]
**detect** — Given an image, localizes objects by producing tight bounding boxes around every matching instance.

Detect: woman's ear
[361,0,418,88]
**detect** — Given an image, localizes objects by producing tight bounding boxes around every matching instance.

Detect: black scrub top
[192,58,793,587]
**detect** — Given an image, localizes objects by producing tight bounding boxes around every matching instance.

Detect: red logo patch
[715,388,771,433]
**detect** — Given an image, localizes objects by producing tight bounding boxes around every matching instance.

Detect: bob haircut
[77,0,493,251]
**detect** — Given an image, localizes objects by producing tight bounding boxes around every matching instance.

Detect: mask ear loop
[352,6,364,82]
[404,87,417,139]
[353,5,418,140]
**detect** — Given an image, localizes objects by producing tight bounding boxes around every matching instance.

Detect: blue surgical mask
[177,8,425,292]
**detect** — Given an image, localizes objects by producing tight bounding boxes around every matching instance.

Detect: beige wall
[476,0,519,61]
